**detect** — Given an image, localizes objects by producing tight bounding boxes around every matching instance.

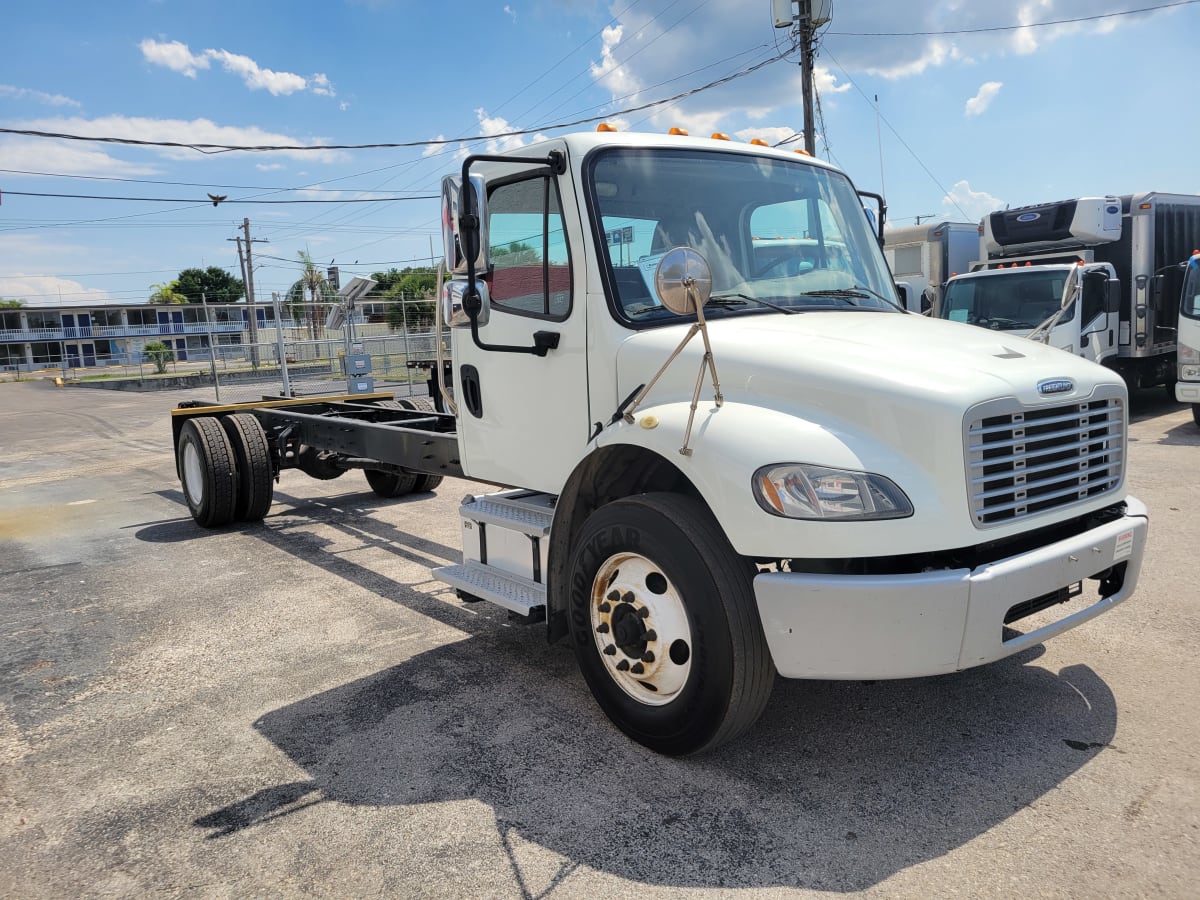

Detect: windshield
[941,269,1069,330]
[588,148,900,324]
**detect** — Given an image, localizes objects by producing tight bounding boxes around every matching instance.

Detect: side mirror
[440,174,490,277]
[894,281,913,312]
[1082,269,1108,312]
[442,279,491,328]
[1105,279,1121,314]
[1149,273,1164,312]
[654,247,713,314]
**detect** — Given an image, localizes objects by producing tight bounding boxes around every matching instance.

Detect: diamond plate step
[460,492,554,537]
[433,561,547,616]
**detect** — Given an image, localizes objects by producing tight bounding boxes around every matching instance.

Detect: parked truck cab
[1176,251,1200,426]
[171,130,1149,755]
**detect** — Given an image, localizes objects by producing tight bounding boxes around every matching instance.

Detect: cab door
[452,146,591,493]
[1078,264,1119,366]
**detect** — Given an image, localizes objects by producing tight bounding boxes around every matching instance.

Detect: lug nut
[616,659,630,671]
[630,662,645,675]
[607,590,621,603]
[598,602,611,613]
[622,591,636,604]
[637,607,650,618]
[603,644,617,656]
[643,629,657,642]
[641,652,655,663]
[596,623,609,633]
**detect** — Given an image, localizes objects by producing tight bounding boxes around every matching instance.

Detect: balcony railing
[0,321,249,341]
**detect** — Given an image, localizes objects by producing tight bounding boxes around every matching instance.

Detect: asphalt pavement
[1,379,1197,898]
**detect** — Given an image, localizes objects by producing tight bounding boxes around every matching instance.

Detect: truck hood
[616,310,1121,421]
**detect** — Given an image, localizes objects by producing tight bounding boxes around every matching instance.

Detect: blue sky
[2,0,1198,307]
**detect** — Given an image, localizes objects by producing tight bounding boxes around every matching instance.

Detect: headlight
[1181,364,1200,380]
[1179,344,1200,365]
[753,463,913,520]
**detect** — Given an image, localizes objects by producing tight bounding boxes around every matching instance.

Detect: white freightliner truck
[171,130,1149,756]
[883,220,977,314]
[1176,252,1200,426]
[940,194,1200,389]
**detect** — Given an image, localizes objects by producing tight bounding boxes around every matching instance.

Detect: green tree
[0,298,23,308]
[143,341,174,374]
[148,281,187,304]
[373,266,437,332]
[175,266,244,304]
[285,250,338,339]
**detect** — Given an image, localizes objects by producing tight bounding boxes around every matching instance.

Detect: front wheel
[567,493,775,755]
[1193,403,1200,428]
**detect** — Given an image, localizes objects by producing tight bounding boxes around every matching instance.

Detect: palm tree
[148,281,187,305]
[285,250,338,339]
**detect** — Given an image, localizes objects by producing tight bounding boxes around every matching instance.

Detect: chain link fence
[10,295,447,404]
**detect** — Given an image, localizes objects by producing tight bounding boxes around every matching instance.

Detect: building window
[30,342,62,364]
[91,309,123,327]
[127,308,157,326]
[1,343,23,366]
[26,312,62,330]
[1,312,21,331]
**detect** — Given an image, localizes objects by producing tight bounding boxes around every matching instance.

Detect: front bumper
[754,496,1149,679]
[1176,381,1200,404]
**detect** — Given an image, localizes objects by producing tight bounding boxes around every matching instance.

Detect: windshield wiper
[797,287,903,311]
[708,292,796,314]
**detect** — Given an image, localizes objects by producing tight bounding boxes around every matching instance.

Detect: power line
[0,168,434,194]
[827,0,1196,35]
[0,48,797,155]
[821,47,972,222]
[0,190,437,204]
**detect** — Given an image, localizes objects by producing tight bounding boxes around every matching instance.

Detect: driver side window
[488,176,572,320]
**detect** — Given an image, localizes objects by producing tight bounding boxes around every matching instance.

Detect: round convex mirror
[654,247,712,315]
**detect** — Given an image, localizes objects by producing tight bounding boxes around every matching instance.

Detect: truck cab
[940,261,1121,367]
[1176,251,1200,426]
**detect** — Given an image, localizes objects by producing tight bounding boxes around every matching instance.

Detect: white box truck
[940,194,1200,389]
[171,130,1148,755]
[1175,252,1200,426]
[883,220,978,313]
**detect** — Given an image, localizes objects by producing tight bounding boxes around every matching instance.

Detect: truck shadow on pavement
[151,482,1118,891]
[186,486,1119,892]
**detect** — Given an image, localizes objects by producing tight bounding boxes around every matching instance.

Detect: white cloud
[474,108,534,154]
[14,115,348,164]
[0,274,112,307]
[943,180,1003,221]
[503,5,516,22]
[0,84,81,108]
[256,163,285,171]
[0,137,161,177]
[206,49,308,96]
[139,38,210,78]
[965,81,1003,116]
[140,38,335,97]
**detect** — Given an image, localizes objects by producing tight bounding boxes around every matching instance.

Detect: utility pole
[229,219,267,367]
[774,0,831,157]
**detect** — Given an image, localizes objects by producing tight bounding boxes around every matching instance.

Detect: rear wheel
[222,413,274,521]
[177,416,239,527]
[394,397,444,492]
[365,468,418,498]
[567,493,775,756]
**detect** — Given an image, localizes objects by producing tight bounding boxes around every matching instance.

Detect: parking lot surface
[1,381,1197,898]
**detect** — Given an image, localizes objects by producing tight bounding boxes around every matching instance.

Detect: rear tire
[394,397,444,492]
[222,413,274,521]
[566,493,775,756]
[365,468,418,498]
[177,417,239,527]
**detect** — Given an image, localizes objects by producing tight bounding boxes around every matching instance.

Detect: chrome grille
[965,391,1124,527]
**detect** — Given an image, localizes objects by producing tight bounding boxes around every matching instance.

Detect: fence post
[272,292,293,397]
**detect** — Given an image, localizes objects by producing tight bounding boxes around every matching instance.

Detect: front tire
[567,493,775,755]
[177,417,239,527]
[1193,403,1200,428]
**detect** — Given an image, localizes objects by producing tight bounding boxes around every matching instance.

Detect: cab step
[433,561,547,618]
